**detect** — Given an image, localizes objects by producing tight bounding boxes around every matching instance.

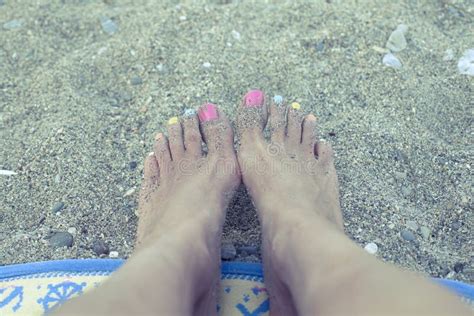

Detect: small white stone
[156,63,165,72]
[67,227,77,235]
[457,49,474,76]
[231,30,241,40]
[123,188,135,197]
[109,251,119,258]
[383,53,402,69]
[388,223,396,229]
[202,62,212,68]
[443,48,454,61]
[0,170,17,176]
[364,242,378,254]
[179,16,187,21]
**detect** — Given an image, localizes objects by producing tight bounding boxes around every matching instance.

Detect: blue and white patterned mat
[0,259,472,315]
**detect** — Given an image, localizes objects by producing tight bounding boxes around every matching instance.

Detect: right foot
[236,90,344,314]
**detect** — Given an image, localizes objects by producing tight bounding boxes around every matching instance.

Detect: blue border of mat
[0,259,472,300]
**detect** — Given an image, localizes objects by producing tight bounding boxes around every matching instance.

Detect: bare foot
[135,103,240,314]
[236,90,343,314]
[55,103,240,315]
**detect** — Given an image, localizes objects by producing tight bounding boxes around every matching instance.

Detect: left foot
[55,103,240,315]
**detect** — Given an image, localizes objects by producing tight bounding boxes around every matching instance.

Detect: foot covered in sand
[236,90,343,314]
[133,103,240,314]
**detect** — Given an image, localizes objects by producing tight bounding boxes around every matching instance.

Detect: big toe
[236,89,268,143]
[198,103,235,157]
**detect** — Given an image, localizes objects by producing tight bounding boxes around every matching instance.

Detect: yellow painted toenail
[168,116,179,125]
[291,102,301,110]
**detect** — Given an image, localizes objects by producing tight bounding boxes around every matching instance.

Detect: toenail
[273,95,283,105]
[183,108,196,118]
[307,114,317,121]
[198,103,219,122]
[168,116,179,125]
[244,89,265,107]
[291,102,301,110]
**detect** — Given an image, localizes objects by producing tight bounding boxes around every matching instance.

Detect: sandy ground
[0,0,472,282]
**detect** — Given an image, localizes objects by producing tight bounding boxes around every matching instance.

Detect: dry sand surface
[0,0,472,283]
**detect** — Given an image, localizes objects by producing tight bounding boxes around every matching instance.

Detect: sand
[0,0,472,283]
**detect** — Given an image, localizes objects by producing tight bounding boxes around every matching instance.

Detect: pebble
[453,262,464,273]
[0,169,17,176]
[406,220,418,231]
[3,19,22,30]
[457,49,474,76]
[67,227,77,235]
[49,232,73,248]
[383,53,402,69]
[92,240,109,256]
[394,171,406,181]
[156,63,165,72]
[100,16,118,35]
[388,223,396,229]
[54,174,61,183]
[51,202,65,213]
[202,62,212,68]
[109,251,119,258]
[221,243,237,260]
[401,229,416,242]
[364,242,378,254]
[231,30,241,40]
[401,186,412,197]
[451,221,461,230]
[129,161,138,170]
[315,40,325,52]
[123,188,135,197]
[386,24,408,52]
[179,15,187,21]
[130,76,143,85]
[420,226,431,239]
[443,48,454,61]
[238,245,258,255]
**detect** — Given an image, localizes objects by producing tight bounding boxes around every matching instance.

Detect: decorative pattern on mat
[0,260,269,316]
[1,259,473,315]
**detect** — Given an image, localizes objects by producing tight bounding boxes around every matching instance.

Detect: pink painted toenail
[244,90,264,107]
[198,103,218,122]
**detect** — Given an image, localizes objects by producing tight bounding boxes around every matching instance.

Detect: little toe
[198,103,234,156]
[269,95,286,144]
[315,141,335,165]
[167,116,185,160]
[236,89,268,143]
[153,133,172,175]
[143,152,160,185]
[286,102,305,142]
[182,109,203,158]
[301,114,318,156]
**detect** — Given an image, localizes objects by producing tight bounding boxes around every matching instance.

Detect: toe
[167,116,185,160]
[236,89,268,143]
[286,102,304,143]
[143,152,160,184]
[153,133,172,175]
[182,109,203,158]
[301,114,318,155]
[315,141,335,165]
[198,103,234,155]
[269,95,286,144]
[140,151,159,185]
